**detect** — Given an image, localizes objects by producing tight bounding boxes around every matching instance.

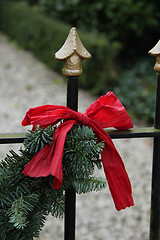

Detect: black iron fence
[0,29,160,240]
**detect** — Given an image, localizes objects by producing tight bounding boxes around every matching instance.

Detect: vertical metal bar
[67,77,78,111]
[55,27,91,240]
[150,73,160,240]
[154,74,160,129]
[64,76,78,240]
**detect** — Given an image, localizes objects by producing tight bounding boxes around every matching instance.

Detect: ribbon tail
[50,120,75,189]
[101,144,134,211]
[23,143,54,177]
[23,120,76,189]
[89,120,134,210]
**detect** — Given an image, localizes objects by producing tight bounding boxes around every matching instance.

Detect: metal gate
[0,28,160,240]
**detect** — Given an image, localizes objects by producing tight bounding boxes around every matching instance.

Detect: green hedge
[37,0,160,62]
[0,1,121,93]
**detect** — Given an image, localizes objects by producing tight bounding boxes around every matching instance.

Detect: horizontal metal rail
[0,127,159,144]
[0,133,26,144]
[107,127,160,139]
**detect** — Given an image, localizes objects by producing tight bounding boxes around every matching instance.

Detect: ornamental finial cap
[148,40,160,72]
[55,27,91,76]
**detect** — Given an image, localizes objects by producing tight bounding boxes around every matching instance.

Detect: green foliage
[63,126,104,178]
[7,194,39,230]
[72,177,107,194]
[0,149,56,239]
[63,126,106,194]
[37,0,160,59]
[114,58,156,122]
[0,125,106,239]
[0,1,120,93]
[24,125,55,154]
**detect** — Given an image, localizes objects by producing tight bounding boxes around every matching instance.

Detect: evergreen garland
[0,124,106,240]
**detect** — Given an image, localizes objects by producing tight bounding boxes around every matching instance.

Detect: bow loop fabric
[22,92,134,211]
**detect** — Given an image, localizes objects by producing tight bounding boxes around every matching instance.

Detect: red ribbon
[22,92,134,211]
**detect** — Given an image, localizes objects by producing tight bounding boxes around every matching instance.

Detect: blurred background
[0,0,160,123]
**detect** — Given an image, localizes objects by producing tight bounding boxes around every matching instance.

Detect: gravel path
[0,33,153,240]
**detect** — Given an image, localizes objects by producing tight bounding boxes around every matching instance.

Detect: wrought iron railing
[1,28,160,240]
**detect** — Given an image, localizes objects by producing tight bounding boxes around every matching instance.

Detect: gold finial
[55,27,91,77]
[148,40,160,72]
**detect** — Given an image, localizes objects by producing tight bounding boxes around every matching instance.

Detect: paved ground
[0,33,153,240]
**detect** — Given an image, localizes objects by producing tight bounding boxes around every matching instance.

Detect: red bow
[22,92,134,211]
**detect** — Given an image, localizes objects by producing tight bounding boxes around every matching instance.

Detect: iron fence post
[150,73,160,240]
[149,41,160,239]
[55,27,91,240]
[64,76,78,240]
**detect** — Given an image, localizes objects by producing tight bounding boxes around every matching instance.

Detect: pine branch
[0,124,106,239]
[50,191,65,218]
[63,125,104,178]
[0,151,32,207]
[64,176,107,194]
[7,194,39,230]
[23,125,55,154]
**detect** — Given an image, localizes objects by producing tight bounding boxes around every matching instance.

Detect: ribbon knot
[21,92,134,211]
[74,112,89,125]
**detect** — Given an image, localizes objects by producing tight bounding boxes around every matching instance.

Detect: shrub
[114,58,156,122]
[37,0,160,61]
[0,1,121,93]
